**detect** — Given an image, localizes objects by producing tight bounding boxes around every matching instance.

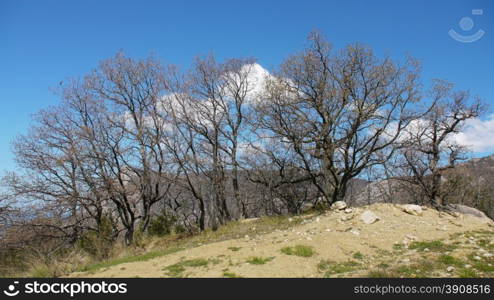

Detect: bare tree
[394,80,483,207]
[257,31,421,205]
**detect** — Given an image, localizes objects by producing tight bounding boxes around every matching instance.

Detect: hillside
[69,203,494,278]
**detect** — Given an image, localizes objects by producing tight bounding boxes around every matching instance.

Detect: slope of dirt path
[69,203,494,278]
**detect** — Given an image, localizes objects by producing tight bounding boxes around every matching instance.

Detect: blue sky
[1,0,493,172]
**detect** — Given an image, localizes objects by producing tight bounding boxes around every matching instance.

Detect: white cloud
[383,114,494,154]
[453,114,494,152]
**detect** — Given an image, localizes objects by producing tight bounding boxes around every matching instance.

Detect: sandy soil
[69,203,494,278]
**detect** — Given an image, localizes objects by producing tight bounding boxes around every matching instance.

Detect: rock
[483,253,493,258]
[401,204,423,216]
[465,264,472,269]
[446,266,455,272]
[360,210,380,224]
[344,208,353,214]
[341,215,354,222]
[473,256,482,261]
[331,201,347,210]
[448,211,461,218]
[350,230,360,236]
[446,204,494,224]
[300,202,314,212]
[402,258,410,263]
[240,217,259,223]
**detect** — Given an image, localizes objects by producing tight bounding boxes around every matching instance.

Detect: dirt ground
[69,203,494,278]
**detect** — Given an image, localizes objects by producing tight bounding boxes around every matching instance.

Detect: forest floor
[68,203,494,278]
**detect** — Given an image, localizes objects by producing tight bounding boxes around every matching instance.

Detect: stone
[473,256,482,261]
[446,204,494,224]
[448,212,461,218]
[341,215,354,222]
[446,266,455,272]
[331,201,347,210]
[350,230,360,236]
[401,204,423,216]
[344,208,353,214]
[240,217,259,223]
[465,264,472,269]
[360,210,380,224]
[483,253,493,258]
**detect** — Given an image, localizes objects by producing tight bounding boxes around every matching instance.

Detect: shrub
[76,216,115,260]
[148,210,178,237]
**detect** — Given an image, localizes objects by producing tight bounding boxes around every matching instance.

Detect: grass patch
[246,256,274,265]
[318,260,361,277]
[393,244,403,251]
[163,264,186,277]
[457,268,479,278]
[438,255,464,267]
[223,271,242,278]
[228,247,242,252]
[353,252,365,260]
[477,239,494,250]
[377,263,390,269]
[162,258,209,277]
[30,265,53,278]
[368,270,393,278]
[79,246,183,273]
[367,260,435,278]
[408,240,456,252]
[280,245,315,257]
[181,258,209,267]
[472,262,494,272]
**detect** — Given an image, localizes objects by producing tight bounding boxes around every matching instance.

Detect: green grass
[393,261,434,278]
[438,255,464,267]
[246,256,274,265]
[408,240,456,252]
[280,245,315,257]
[457,268,479,278]
[367,259,435,278]
[79,246,183,273]
[368,270,393,278]
[162,258,209,277]
[472,262,494,272]
[30,265,53,278]
[393,244,403,251]
[223,271,242,278]
[376,263,390,269]
[318,260,361,277]
[353,252,365,260]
